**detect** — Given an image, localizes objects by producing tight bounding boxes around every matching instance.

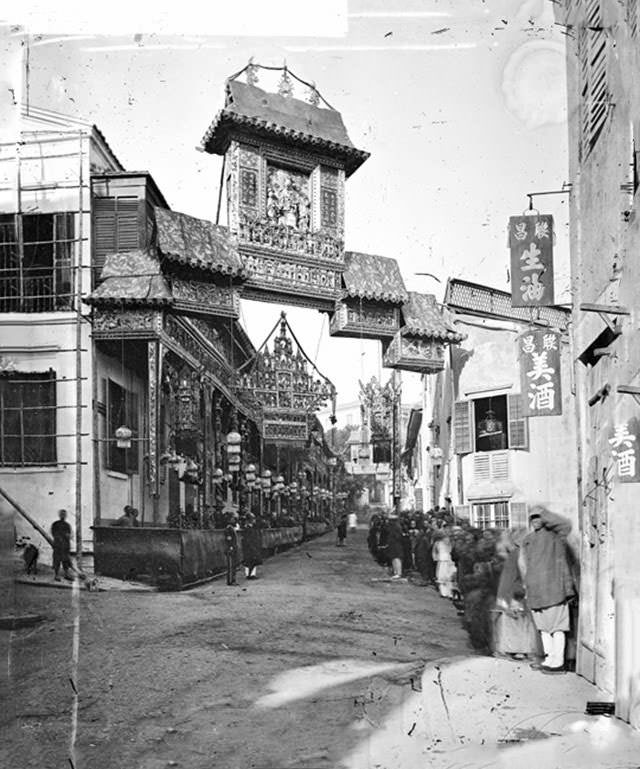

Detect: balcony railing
[0,274,74,313]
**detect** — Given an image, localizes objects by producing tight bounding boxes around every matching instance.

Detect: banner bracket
[579,303,629,334]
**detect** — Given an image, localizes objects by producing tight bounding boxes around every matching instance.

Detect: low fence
[93,521,333,590]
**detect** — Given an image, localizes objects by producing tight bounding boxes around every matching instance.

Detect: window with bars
[106,379,139,475]
[0,371,56,466]
[0,213,74,312]
[472,500,510,530]
[579,1,610,161]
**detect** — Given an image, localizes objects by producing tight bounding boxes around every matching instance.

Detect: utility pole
[391,369,402,516]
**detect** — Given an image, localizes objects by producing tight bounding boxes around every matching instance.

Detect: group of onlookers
[367,505,579,674]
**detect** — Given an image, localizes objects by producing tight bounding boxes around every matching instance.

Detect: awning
[87,249,172,306]
[154,207,246,277]
[342,251,408,304]
[401,292,466,342]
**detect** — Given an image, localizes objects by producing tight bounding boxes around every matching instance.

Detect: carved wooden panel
[383,332,447,373]
[329,299,399,340]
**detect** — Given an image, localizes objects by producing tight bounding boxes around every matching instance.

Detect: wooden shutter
[92,197,142,283]
[510,502,529,528]
[579,1,609,159]
[507,393,529,450]
[453,400,473,454]
[474,454,491,482]
[628,0,639,38]
[491,452,509,481]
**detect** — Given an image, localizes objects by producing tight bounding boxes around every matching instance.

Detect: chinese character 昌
[513,221,528,241]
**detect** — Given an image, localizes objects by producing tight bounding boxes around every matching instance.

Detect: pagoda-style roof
[201,80,370,177]
[341,251,408,304]
[87,249,172,306]
[154,207,246,278]
[400,292,466,342]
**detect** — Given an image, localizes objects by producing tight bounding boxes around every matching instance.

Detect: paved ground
[2,529,474,769]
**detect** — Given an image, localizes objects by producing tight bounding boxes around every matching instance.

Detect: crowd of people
[366,505,579,673]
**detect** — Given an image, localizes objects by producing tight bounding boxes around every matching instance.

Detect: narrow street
[5,530,473,769]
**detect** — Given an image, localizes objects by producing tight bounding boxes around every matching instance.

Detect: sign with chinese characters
[509,214,555,307]
[519,329,562,417]
[608,418,640,483]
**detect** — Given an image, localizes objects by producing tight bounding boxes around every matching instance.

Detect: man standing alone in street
[51,509,72,582]
[520,505,576,674]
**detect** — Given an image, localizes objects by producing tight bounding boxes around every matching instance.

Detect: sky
[2,0,570,412]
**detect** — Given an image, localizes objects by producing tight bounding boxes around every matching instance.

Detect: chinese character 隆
[542,334,558,351]
[528,381,556,411]
[520,273,545,302]
[535,220,550,239]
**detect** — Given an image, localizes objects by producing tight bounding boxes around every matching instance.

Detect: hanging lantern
[245,463,257,486]
[358,443,370,461]
[178,376,192,403]
[115,425,132,449]
[327,456,337,467]
[275,475,285,493]
[261,469,272,492]
[226,429,241,472]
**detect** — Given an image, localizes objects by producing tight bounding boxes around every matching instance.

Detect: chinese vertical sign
[519,329,562,416]
[608,418,640,483]
[509,214,555,307]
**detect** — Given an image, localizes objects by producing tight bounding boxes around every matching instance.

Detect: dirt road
[3,530,474,769]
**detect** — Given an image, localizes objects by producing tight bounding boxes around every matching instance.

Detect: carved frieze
[238,213,343,264]
[241,252,340,303]
[92,309,162,338]
[171,278,240,318]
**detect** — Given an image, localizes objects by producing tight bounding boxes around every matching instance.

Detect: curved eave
[86,297,173,307]
[201,111,370,177]
[401,325,466,343]
[160,250,249,280]
[342,286,408,305]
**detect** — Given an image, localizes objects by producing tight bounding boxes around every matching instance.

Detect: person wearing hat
[242,513,262,580]
[51,509,73,581]
[519,505,576,674]
[379,510,405,580]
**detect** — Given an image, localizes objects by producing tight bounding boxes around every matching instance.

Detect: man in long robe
[520,505,576,674]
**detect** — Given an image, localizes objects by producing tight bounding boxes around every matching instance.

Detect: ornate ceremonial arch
[88,61,465,519]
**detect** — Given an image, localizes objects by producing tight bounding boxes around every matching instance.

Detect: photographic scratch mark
[408,721,416,736]
[432,27,451,35]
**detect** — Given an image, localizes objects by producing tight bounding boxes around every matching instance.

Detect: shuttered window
[453,400,473,454]
[579,1,609,161]
[92,197,143,283]
[473,451,509,482]
[507,393,529,450]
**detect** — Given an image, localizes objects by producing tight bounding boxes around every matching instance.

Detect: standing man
[520,505,576,674]
[242,513,263,580]
[380,511,405,580]
[51,509,72,582]
[347,510,358,535]
[224,513,240,586]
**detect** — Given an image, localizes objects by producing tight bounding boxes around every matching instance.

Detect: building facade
[555,0,640,725]
[422,280,578,539]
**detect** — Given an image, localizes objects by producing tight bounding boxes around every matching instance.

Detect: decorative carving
[308,82,320,106]
[171,278,240,318]
[246,58,259,86]
[93,309,162,338]
[239,213,343,263]
[240,168,258,208]
[164,315,233,389]
[320,187,338,228]
[237,313,335,443]
[266,165,311,231]
[239,146,260,168]
[148,341,160,495]
[188,317,224,355]
[329,300,399,340]
[278,68,293,98]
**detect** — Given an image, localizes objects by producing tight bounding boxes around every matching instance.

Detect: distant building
[422,279,578,534]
